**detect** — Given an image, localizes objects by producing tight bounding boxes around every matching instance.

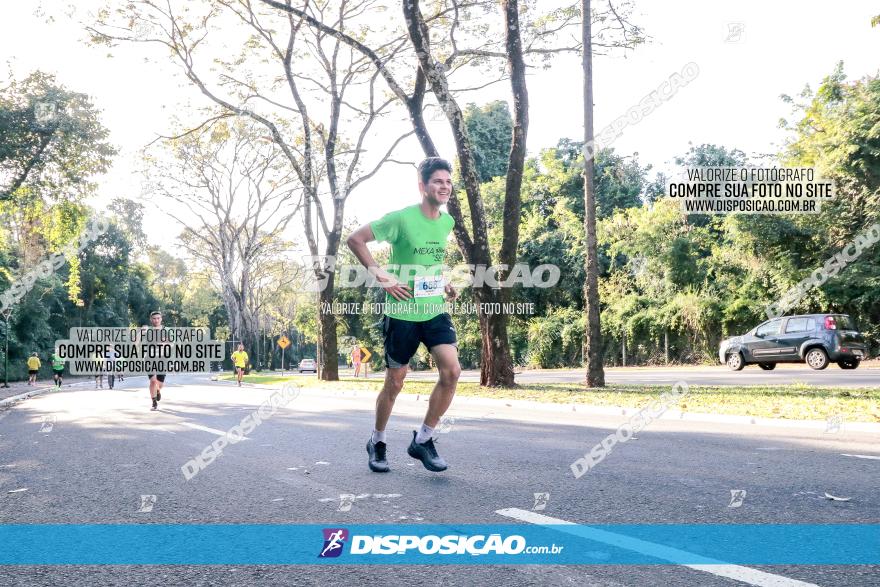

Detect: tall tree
[89,0,413,379]
[257,0,643,385]
[581,0,604,386]
[150,120,301,355]
[0,71,114,202]
[0,72,116,303]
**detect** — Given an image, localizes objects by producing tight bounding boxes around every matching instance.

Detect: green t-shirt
[370,204,455,322]
[51,354,64,370]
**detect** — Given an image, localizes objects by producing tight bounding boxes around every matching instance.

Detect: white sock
[371,429,386,444]
[415,424,434,444]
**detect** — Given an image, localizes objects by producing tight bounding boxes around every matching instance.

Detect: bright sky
[3,1,879,253]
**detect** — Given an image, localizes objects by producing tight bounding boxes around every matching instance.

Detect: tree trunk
[318,285,338,380]
[664,330,669,364]
[403,0,522,387]
[582,0,605,387]
[499,0,528,278]
[219,271,260,365]
[476,287,515,387]
[475,0,529,389]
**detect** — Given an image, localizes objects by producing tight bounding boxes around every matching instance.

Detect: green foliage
[3,63,879,378]
[775,65,880,343]
[526,307,584,368]
[463,101,513,183]
[0,71,115,202]
[531,139,650,219]
[0,73,226,380]
[590,67,880,364]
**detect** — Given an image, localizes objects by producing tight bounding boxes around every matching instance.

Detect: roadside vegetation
[218,373,880,422]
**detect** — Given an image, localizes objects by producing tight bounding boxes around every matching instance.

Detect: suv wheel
[805,348,829,370]
[758,363,776,371]
[837,359,860,370]
[726,352,744,371]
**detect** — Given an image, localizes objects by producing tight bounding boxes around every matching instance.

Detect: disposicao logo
[349,534,528,555]
[318,529,557,558]
[319,528,348,558]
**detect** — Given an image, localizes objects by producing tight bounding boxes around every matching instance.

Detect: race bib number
[413,275,445,298]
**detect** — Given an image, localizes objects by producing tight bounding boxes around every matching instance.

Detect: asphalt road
[400,364,880,387]
[0,374,878,586]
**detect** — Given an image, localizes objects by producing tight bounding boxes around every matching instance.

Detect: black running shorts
[382,313,457,368]
[148,374,166,382]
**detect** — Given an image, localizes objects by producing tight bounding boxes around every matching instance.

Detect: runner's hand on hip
[374,268,412,301]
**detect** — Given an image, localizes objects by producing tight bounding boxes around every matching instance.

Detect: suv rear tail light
[824,316,837,330]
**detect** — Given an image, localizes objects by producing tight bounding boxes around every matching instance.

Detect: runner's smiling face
[150,314,162,327]
[421,169,452,207]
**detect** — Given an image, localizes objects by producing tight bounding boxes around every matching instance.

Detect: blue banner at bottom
[0,524,877,565]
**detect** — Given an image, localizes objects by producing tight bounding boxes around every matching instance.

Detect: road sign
[277,335,290,349]
[359,347,371,378]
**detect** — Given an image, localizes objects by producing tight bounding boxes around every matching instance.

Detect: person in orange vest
[351,344,362,377]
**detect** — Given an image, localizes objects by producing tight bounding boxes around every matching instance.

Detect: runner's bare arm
[346,224,412,301]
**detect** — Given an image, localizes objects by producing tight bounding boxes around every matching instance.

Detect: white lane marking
[495,508,819,587]
[179,421,247,439]
[687,565,820,586]
[841,453,880,461]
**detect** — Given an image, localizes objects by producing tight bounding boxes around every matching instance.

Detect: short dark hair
[150,311,162,317]
[418,157,453,185]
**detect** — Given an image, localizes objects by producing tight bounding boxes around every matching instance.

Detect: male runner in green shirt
[347,157,461,473]
[51,351,65,388]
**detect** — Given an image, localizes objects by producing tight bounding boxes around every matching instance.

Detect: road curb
[210,379,284,391]
[306,385,880,434]
[0,385,56,408]
[0,378,119,408]
[448,394,880,434]
[0,374,285,408]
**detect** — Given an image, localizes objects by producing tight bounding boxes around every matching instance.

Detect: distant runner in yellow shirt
[231,343,249,387]
[27,353,41,386]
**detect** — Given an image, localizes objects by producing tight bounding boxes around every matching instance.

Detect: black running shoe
[367,439,390,473]
[151,398,158,411]
[407,431,448,472]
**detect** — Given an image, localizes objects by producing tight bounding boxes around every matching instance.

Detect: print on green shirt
[370,204,455,322]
